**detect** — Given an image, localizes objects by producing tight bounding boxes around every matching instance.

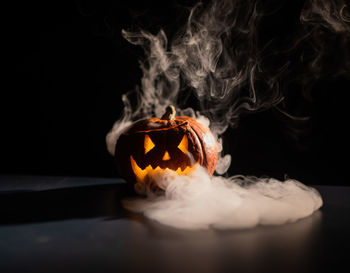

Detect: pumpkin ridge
[130,121,188,134]
[189,123,208,170]
[176,116,218,174]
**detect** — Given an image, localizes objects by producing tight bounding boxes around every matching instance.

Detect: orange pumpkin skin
[114,107,218,187]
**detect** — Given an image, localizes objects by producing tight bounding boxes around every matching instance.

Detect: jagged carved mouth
[130,156,197,182]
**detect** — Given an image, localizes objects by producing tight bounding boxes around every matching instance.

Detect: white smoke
[106,0,269,173]
[106,0,350,165]
[123,166,322,230]
[105,0,350,229]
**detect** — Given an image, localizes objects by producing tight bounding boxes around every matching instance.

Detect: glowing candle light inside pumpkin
[177,135,188,154]
[144,134,155,154]
[162,151,171,160]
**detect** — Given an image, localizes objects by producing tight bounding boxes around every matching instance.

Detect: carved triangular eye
[177,135,188,154]
[144,134,155,154]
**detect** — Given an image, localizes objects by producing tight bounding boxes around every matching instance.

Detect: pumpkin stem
[161,105,176,120]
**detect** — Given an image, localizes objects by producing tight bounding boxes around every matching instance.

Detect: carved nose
[162,151,171,161]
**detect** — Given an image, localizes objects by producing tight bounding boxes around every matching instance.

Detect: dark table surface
[0,175,349,273]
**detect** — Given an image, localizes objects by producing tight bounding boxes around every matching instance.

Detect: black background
[3,0,349,186]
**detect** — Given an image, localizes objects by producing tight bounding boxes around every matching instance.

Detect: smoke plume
[106,0,349,229]
[123,166,322,230]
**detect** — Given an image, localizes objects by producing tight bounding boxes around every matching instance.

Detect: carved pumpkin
[115,105,218,192]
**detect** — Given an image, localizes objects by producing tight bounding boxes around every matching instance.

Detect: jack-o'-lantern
[115,105,218,193]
